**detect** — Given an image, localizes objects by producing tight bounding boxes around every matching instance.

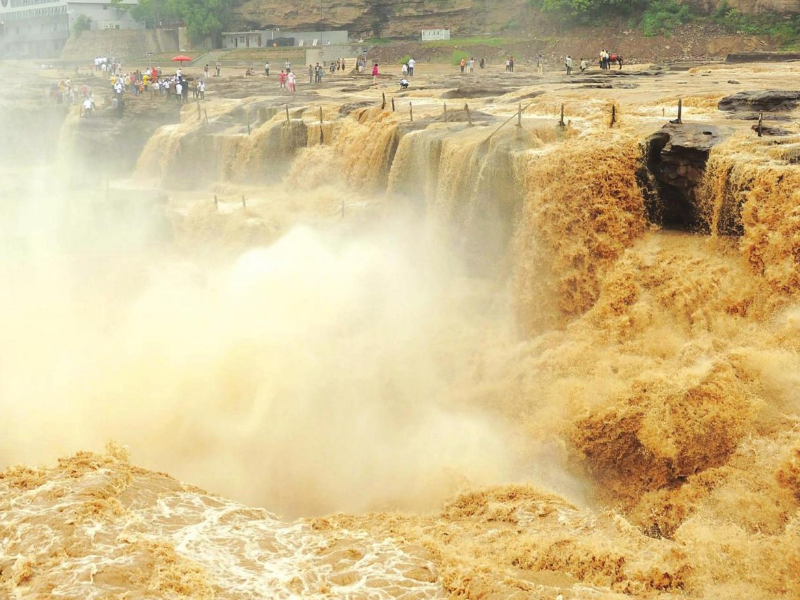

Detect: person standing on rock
[287,70,297,93]
[537,54,544,75]
[565,55,573,75]
[480,57,485,69]
[198,79,205,100]
[469,57,475,73]
[460,57,466,74]
[407,57,415,76]
[215,60,221,77]
[309,64,314,84]
[372,63,379,83]
[279,70,287,90]
[580,58,587,72]
[265,61,270,76]
[402,62,408,77]
[204,64,210,79]
[510,56,515,72]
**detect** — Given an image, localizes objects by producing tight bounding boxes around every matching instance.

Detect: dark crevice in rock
[640,123,732,234]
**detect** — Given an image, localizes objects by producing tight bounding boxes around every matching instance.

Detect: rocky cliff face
[233,0,531,38]
[687,0,800,15]
[232,0,800,39]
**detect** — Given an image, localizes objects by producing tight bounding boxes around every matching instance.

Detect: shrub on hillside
[73,14,92,38]
[641,0,694,37]
[451,50,469,66]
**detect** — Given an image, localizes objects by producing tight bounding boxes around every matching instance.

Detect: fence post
[466,103,473,126]
[559,103,565,128]
[517,103,522,127]
[610,104,616,128]
[391,97,395,112]
[204,109,209,126]
[444,103,447,122]
[382,92,386,110]
[285,104,290,123]
[757,111,763,137]
[246,112,251,135]
[319,106,324,144]
[677,98,682,124]
[409,102,413,122]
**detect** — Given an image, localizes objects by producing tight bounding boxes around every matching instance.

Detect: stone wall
[60,28,179,60]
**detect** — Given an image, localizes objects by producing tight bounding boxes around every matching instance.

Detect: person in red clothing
[372,63,379,83]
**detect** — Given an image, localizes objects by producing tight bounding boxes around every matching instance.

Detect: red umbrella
[171,55,192,62]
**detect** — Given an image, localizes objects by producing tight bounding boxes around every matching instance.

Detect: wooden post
[319,106,324,144]
[391,97,395,112]
[196,99,201,121]
[409,102,413,122]
[214,194,218,210]
[285,104,290,122]
[662,107,665,117]
[246,112,251,135]
[677,98,682,124]
[204,109,209,126]
[610,104,616,128]
[242,196,246,209]
[559,103,565,128]
[444,103,447,122]
[517,103,522,127]
[757,111,763,137]
[381,92,386,110]
[466,103,473,126]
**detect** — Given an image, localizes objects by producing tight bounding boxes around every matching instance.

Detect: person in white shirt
[565,55,573,75]
[407,57,415,76]
[198,79,205,100]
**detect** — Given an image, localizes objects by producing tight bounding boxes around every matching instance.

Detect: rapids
[2,61,800,599]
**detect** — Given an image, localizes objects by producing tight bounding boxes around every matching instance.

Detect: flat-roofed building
[221,29,348,50]
[0,0,142,57]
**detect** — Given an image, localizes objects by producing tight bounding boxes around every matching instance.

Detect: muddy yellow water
[1,59,799,599]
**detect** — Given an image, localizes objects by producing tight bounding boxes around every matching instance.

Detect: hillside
[233,0,531,38]
[231,0,800,38]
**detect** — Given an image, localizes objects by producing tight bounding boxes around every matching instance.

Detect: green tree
[131,0,229,43]
[169,0,230,42]
[73,14,92,38]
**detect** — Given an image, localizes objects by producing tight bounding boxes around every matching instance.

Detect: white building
[221,29,349,50]
[421,29,450,42]
[0,0,142,57]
